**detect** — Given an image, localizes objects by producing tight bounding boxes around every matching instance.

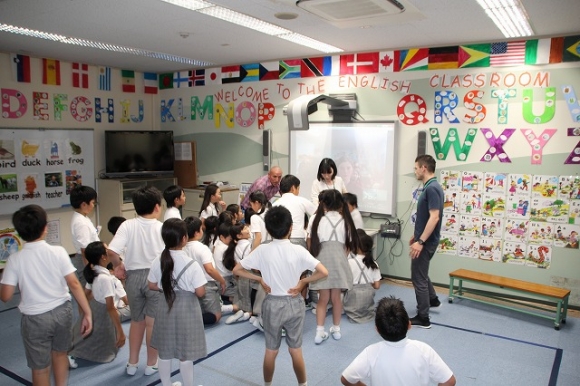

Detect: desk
[182,186,240,218]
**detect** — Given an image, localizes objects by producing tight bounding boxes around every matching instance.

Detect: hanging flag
[339,52,379,75]
[279,60,301,79]
[378,51,395,72]
[121,70,135,92]
[394,48,429,71]
[428,46,459,70]
[188,69,205,87]
[72,63,89,88]
[258,61,279,81]
[563,35,580,62]
[42,58,61,85]
[159,73,174,90]
[222,65,241,83]
[241,64,259,82]
[458,44,490,68]
[205,68,221,85]
[98,66,111,91]
[490,41,526,66]
[143,72,158,94]
[301,57,332,77]
[173,71,189,88]
[11,54,31,83]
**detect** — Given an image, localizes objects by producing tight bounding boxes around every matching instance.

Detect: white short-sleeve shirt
[250,210,271,244]
[1,241,76,315]
[148,250,207,293]
[351,208,364,230]
[71,211,100,254]
[108,216,164,270]
[200,204,219,220]
[90,265,117,304]
[163,207,181,221]
[341,338,454,386]
[183,240,216,282]
[273,193,317,239]
[213,238,231,277]
[349,254,382,284]
[307,211,346,243]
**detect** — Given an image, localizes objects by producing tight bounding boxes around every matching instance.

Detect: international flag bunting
[72,63,89,88]
[42,58,61,85]
[563,35,580,62]
[428,46,459,70]
[173,71,189,88]
[279,60,301,79]
[143,72,158,94]
[525,38,565,65]
[11,54,31,83]
[379,51,395,72]
[159,73,173,90]
[188,69,205,87]
[339,52,379,75]
[395,48,428,71]
[121,70,135,93]
[241,64,259,82]
[98,66,111,91]
[490,41,526,66]
[301,57,332,77]
[222,65,241,83]
[258,62,279,81]
[458,44,490,68]
[205,68,221,85]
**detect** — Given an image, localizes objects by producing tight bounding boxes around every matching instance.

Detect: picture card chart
[439,169,580,269]
[0,128,94,215]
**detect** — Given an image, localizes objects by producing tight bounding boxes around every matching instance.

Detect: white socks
[158,359,172,386]
[221,304,234,313]
[180,360,194,386]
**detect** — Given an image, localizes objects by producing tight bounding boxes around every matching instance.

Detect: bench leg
[458,278,464,296]
[562,296,569,324]
[554,299,563,330]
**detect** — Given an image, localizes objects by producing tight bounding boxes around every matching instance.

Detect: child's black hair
[160,218,187,310]
[184,216,202,239]
[201,215,219,248]
[163,185,184,208]
[199,184,220,215]
[218,211,234,225]
[70,185,97,209]
[279,174,300,194]
[107,216,126,236]
[248,190,270,215]
[226,204,241,223]
[356,229,378,270]
[12,204,47,242]
[83,241,107,284]
[223,224,244,271]
[264,206,292,240]
[132,186,162,216]
[343,192,358,208]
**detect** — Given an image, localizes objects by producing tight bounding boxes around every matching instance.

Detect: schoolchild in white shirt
[223,224,254,324]
[343,193,364,230]
[199,184,226,224]
[70,185,100,286]
[248,190,272,250]
[163,185,185,221]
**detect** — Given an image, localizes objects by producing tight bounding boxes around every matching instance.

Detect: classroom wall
[2,39,580,305]
[0,53,156,253]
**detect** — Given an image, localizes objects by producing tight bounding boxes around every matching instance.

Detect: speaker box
[263,129,271,172]
[417,130,427,157]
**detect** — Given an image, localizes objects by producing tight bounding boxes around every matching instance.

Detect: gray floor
[1,280,579,385]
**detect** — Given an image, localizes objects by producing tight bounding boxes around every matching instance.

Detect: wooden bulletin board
[0,127,95,215]
[174,141,198,188]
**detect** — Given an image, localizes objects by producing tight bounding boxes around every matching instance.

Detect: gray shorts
[223,275,237,298]
[21,301,73,369]
[262,295,305,350]
[289,238,307,248]
[125,269,160,322]
[199,281,221,315]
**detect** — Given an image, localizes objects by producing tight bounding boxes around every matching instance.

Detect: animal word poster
[0,128,94,215]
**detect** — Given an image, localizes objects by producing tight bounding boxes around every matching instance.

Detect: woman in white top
[69,241,126,363]
[311,158,348,205]
[163,185,185,221]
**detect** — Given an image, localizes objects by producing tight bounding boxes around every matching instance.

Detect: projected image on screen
[290,122,397,215]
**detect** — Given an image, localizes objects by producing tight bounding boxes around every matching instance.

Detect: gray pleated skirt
[309,241,353,291]
[151,291,207,361]
[69,299,118,363]
[343,283,376,323]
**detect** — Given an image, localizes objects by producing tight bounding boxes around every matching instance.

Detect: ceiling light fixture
[0,23,213,66]
[160,0,343,53]
[475,0,534,38]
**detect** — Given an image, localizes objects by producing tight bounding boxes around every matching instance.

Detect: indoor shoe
[330,326,342,340]
[68,355,78,369]
[410,315,432,329]
[314,330,329,344]
[281,328,287,337]
[430,297,442,308]
[172,382,182,386]
[144,363,158,376]
[252,317,264,332]
[239,312,251,322]
[225,310,244,324]
[126,362,138,376]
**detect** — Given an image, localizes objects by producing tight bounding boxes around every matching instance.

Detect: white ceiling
[1,0,580,73]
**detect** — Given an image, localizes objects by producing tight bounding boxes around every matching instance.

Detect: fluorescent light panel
[476,0,533,38]
[0,23,213,66]
[160,0,343,53]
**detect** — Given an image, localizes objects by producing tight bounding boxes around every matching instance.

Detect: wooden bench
[448,269,571,330]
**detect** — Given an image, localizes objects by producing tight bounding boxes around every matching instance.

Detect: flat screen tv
[104,130,174,178]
